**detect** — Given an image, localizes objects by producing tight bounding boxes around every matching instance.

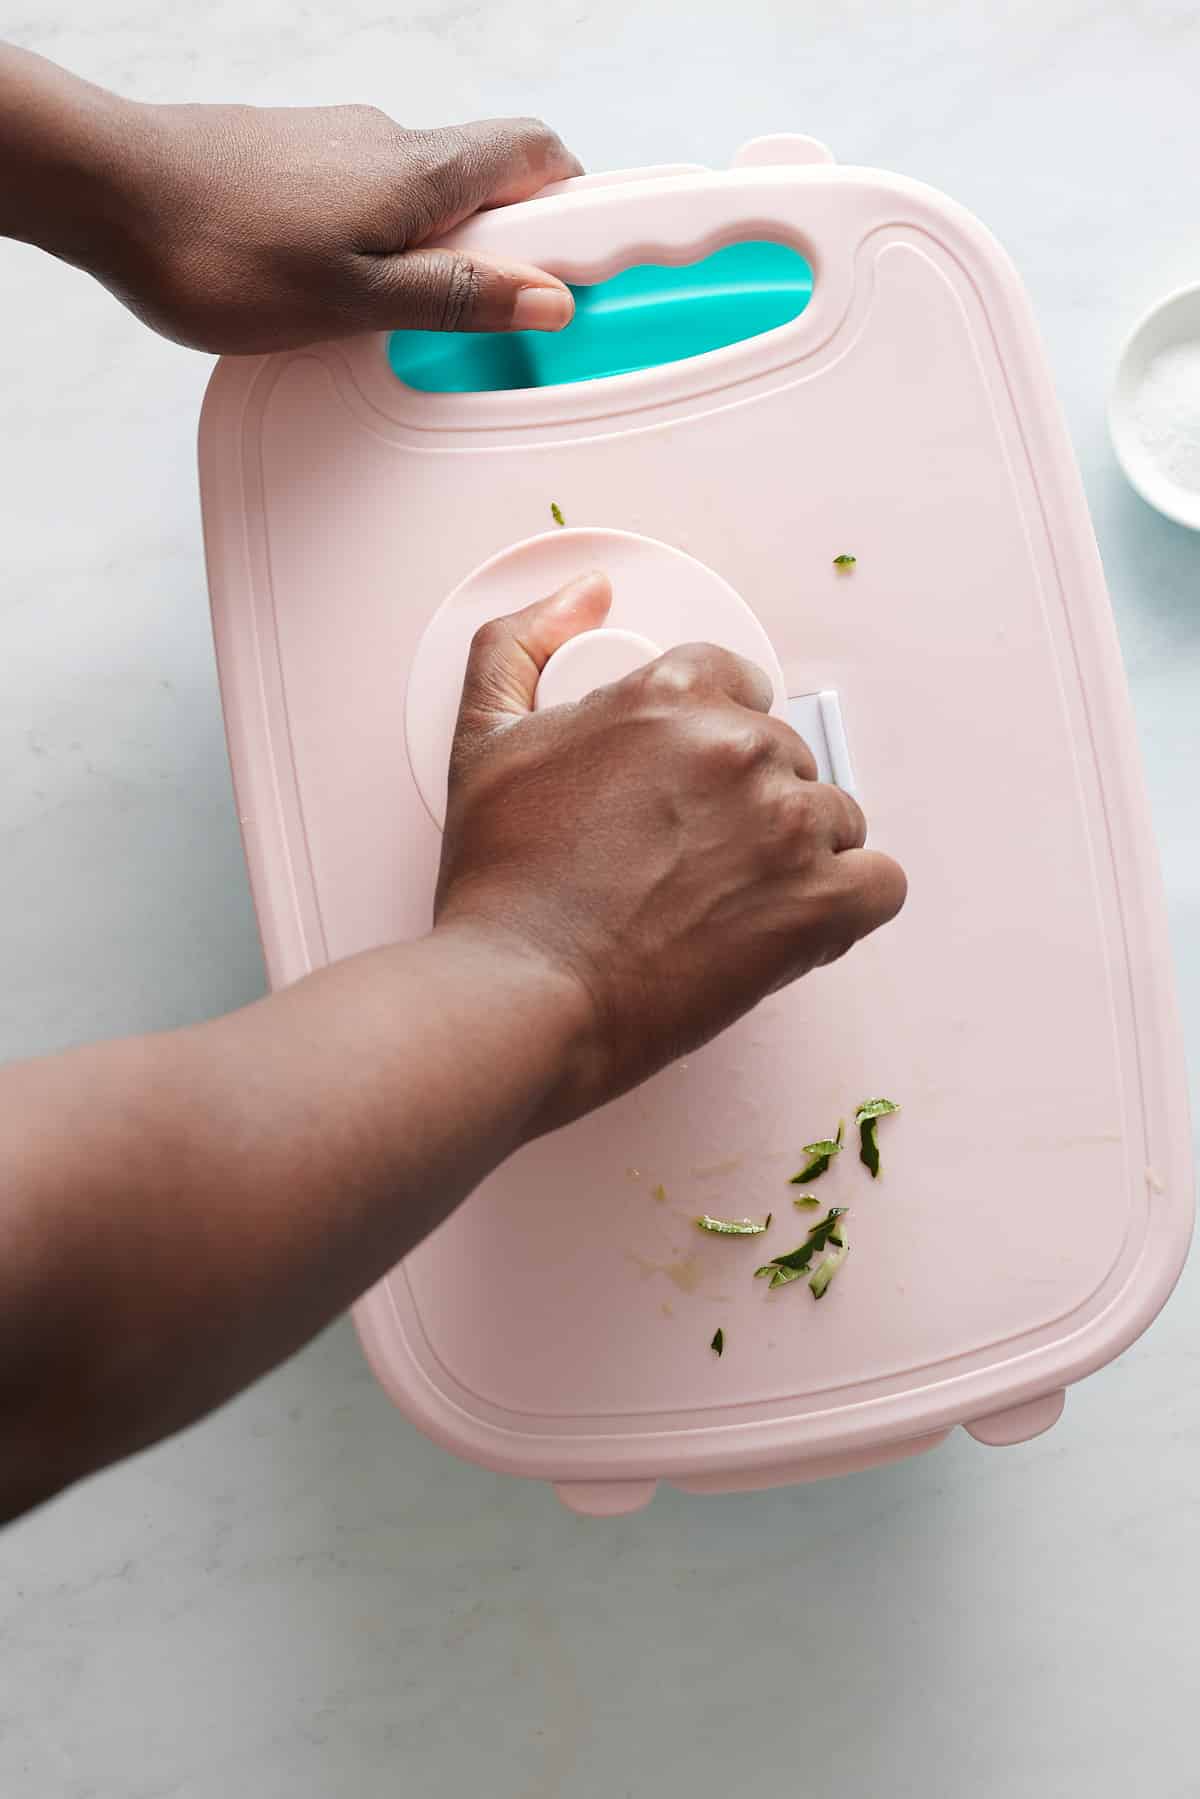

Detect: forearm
[0,924,584,1520]
[0,45,148,272]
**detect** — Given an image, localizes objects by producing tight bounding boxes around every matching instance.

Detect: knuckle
[637,662,690,703]
[511,114,555,139]
[683,714,773,776]
[657,641,768,711]
[639,646,708,700]
[344,102,392,127]
[841,793,869,849]
[436,254,481,330]
[469,617,509,657]
[514,116,564,161]
[783,723,820,779]
[769,794,826,870]
[417,124,475,180]
[751,791,808,871]
[780,785,822,840]
[397,127,475,237]
[676,641,728,677]
[490,114,561,159]
[713,721,773,773]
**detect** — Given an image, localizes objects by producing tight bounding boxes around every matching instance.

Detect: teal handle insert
[388,240,813,394]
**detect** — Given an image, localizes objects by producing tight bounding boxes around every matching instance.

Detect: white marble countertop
[1,5,1198,1796]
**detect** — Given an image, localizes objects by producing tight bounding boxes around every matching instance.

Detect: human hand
[96,100,581,352]
[434,574,907,1133]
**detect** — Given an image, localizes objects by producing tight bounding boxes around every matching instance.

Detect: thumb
[453,571,613,754]
[360,246,575,334]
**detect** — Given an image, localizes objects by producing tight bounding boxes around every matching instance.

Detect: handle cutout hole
[388,240,813,394]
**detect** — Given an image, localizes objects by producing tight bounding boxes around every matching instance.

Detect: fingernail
[512,286,574,332]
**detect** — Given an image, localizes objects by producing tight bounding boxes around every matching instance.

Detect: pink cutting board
[199,137,1192,1515]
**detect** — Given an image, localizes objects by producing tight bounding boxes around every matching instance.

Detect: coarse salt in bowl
[1110,282,1200,530]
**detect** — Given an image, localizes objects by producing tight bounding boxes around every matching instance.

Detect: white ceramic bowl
[1109,282,1200,530]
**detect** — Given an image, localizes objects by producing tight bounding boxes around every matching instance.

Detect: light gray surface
[1,5,1198,1796]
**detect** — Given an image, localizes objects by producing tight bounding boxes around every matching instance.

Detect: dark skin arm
[1,574,904,1523]
[0,43,581,346]
[0,52,908,1524]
